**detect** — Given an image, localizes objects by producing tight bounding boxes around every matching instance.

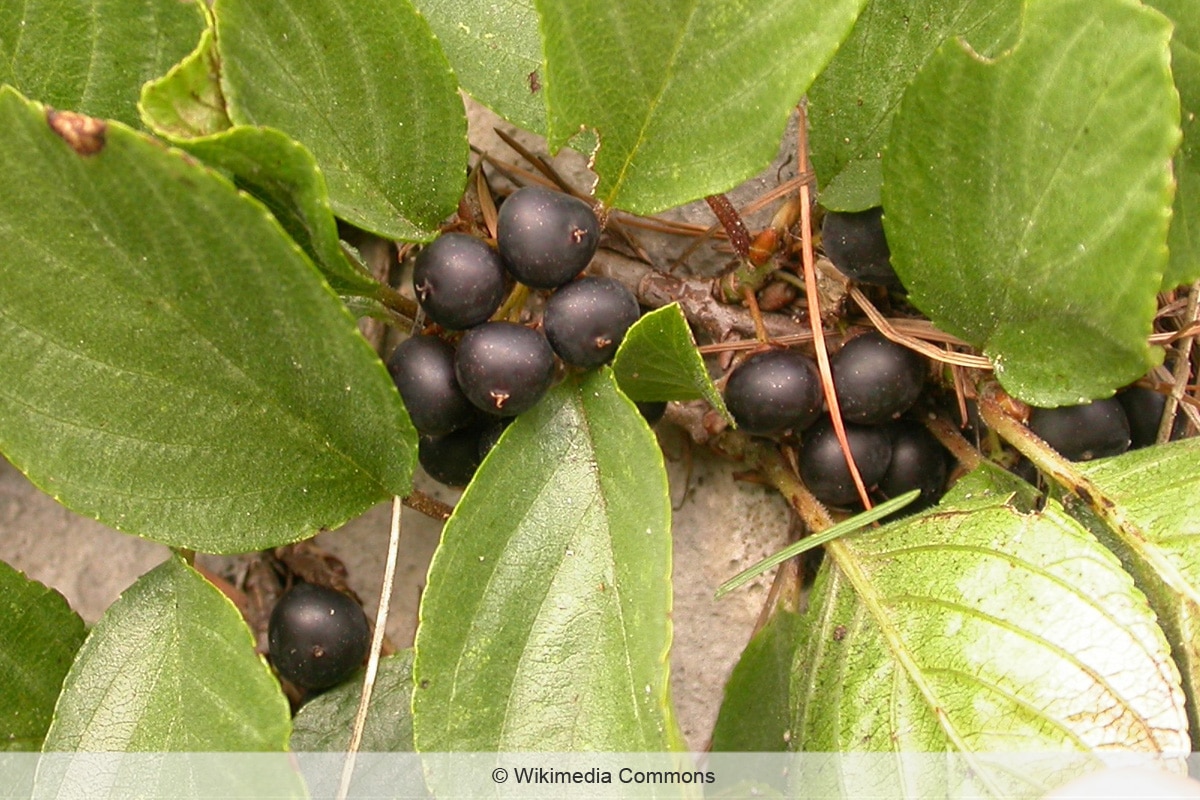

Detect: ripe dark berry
[1117,386,1187,449]
[455,322,556,417]
[497,186,600,289]
[821,207,899,287]
[477,417,512,462]
[636,401,667,426]
[876,422,949,510]
[386,335,478,436]
[799,416,893,507]
[543,277,640,368]
[1028,399,1131,461]
[412,233,507,329]
[419,427,484,487]
[268,583,370,692]
[723,349,822,435]
[830,331,925,425]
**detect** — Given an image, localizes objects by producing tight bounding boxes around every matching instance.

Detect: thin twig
[1160,281,1200,440]
[795,106,872,509]
[849,287,992,369]
[402,490,454,522]
[338,496,403,800]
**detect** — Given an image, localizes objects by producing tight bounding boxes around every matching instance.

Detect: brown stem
[590,249,809,343]
[403,490,454,522]
[1161,281,1200,440]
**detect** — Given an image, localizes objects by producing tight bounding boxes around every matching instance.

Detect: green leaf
[170,127,383,298]
[214,0,468,242]
[291,652,415,751]
[790,465,1188,795]
[882,0,1179,406]
[710,610,799,753]
[1145,0,1200,288]
[537,0,867,215]
[0,0,204,128]
[809,0,1021,212]
[140,22,383,297]
[612,304,729,420]
[0,88,415,553]
[0,562,86,752]
[413,0,546,134]
[715,491,919,599]
[1074,438,1200,740]
[42,557,290,750]
[412,370,683,752]
[138,22,232,139]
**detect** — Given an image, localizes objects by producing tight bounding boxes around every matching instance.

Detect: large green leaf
[0,562,86,752]
[809,0,1021,211]
[1074,438,1200,739]
[291,652,415,751]
[790,466,1188,797]
[1146,0,1200,288]
[0,0,204,128]
[0,88,415,553]
[537,0,867,215]
[611,304,728,419]
[882,0,1179,406]
[413,0,546,134]
[412,369,683,752]
[42,557,290,750]
[214,0,468,242]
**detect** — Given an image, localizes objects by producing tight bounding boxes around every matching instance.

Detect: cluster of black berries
[1023,384,1187,462]
[268,582,370,694]
[388,186,642,486]
[822,208,1194,469]
[724,331,948,513]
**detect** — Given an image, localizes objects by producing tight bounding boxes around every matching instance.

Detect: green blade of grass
[715,490,919,599]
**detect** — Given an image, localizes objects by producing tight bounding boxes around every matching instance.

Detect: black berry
[876,422,949,510]
[419,427,484,487]
[1117,386,1186,448]
[1028,399,1131,461]
[386,335,478,436]
[636,401,667,426]
[477,417,512,461]
[455,322,556,417]
[268,583,370,692]
[821,207,899,287]
[799,416,893,507]
[412,233,507,329]
[497,186,600,289]
[543,277,640,368]
[723,349,822,435]
[830,331,925,425]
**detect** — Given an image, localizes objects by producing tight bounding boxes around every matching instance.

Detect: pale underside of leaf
[1074,439,1200,740]
[791,467,1188,796]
